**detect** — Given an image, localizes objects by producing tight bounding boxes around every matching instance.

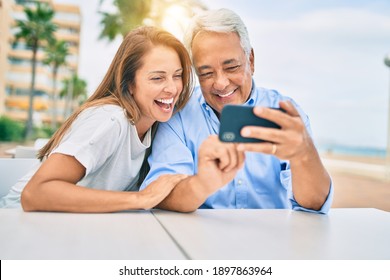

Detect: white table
[0,209,186,260]
[152,208,390,260]
[1,208,389,260]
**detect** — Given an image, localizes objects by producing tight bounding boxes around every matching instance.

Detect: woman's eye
[151,77,163,81]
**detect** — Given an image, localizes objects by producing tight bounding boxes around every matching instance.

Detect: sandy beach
[321,152,390,212]
[1,141,389,212]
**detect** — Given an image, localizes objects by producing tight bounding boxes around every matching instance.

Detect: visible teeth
[217,90,234,98]
[156,98,173,104]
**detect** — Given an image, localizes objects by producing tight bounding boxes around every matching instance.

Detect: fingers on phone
[241,126,282,144]
[253,106,285,127]
[279,100,300,117]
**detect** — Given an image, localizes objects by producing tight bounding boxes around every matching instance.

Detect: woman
[0,26,193,212]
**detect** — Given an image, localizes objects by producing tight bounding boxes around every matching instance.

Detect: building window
[55,12,81,23]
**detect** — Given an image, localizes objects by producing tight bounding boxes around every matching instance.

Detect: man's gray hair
[184,8,252,60]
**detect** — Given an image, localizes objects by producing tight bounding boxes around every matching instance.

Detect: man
[140,8,333,213]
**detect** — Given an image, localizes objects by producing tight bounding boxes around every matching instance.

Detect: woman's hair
[38,26,193,160]
[184,8,252,60]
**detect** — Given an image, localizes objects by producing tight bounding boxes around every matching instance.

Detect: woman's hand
[138,174,188,209]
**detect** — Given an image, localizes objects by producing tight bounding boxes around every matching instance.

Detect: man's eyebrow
[223,59,238,65]
[197,65,212,72]
[197,59,239,72]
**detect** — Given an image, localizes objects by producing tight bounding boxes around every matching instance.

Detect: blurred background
[0,0,389,210]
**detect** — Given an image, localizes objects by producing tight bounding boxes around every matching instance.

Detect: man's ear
[250,48,255,74]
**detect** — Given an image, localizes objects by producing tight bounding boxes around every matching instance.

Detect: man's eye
[199,72,212,77]
[151,77,163,81]
[226,65,240,71]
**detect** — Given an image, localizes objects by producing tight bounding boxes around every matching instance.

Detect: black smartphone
[219,105,283,143]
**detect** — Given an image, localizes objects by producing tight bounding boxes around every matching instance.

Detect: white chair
[14,145,38,158]
[0,158,40,198]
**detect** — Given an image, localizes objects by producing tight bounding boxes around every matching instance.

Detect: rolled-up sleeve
[140,119,195,190]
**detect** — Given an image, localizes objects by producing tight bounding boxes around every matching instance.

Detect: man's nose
[213,72,229,91]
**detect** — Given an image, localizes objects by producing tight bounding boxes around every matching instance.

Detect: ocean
[318,144,387,158]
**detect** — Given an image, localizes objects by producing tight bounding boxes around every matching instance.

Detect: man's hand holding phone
[219,100,313,160]
[219,105,284,143]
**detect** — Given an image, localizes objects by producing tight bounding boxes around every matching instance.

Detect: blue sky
[58,0,390,150]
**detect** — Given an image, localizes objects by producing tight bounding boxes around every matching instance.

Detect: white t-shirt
[0,104,151,208]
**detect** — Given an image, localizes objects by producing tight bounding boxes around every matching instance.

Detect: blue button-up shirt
[141,82,333,214]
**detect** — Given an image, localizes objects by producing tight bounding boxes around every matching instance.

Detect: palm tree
[98,0,207,41]
[99,0,152,40]
[60,74,88,119]
[14,2,57,140]
[43,39,69,130]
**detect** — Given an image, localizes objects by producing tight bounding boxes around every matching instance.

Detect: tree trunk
[51,68,58,130]
[25,43,38,140]
[64,73,73,119]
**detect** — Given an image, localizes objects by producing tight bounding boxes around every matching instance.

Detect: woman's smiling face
[131,45,184,125]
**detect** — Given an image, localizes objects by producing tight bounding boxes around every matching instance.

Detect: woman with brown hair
[0,26,193,212]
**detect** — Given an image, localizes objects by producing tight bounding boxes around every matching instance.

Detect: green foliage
[98,0,207,41]
[44,39,70,129]
[43,39,69,70]
[14,2,57,47]
[0,116,25,142]
[59,73,88,117]
[0,116,55,142]
[14,1,58,140]
[99,0,152,41]
[33,124,55,139]
[60,74,88,102]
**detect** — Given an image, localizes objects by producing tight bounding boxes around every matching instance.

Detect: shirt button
[237,179,243,185]
[89,140,94,145]
[111,116,115,121]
